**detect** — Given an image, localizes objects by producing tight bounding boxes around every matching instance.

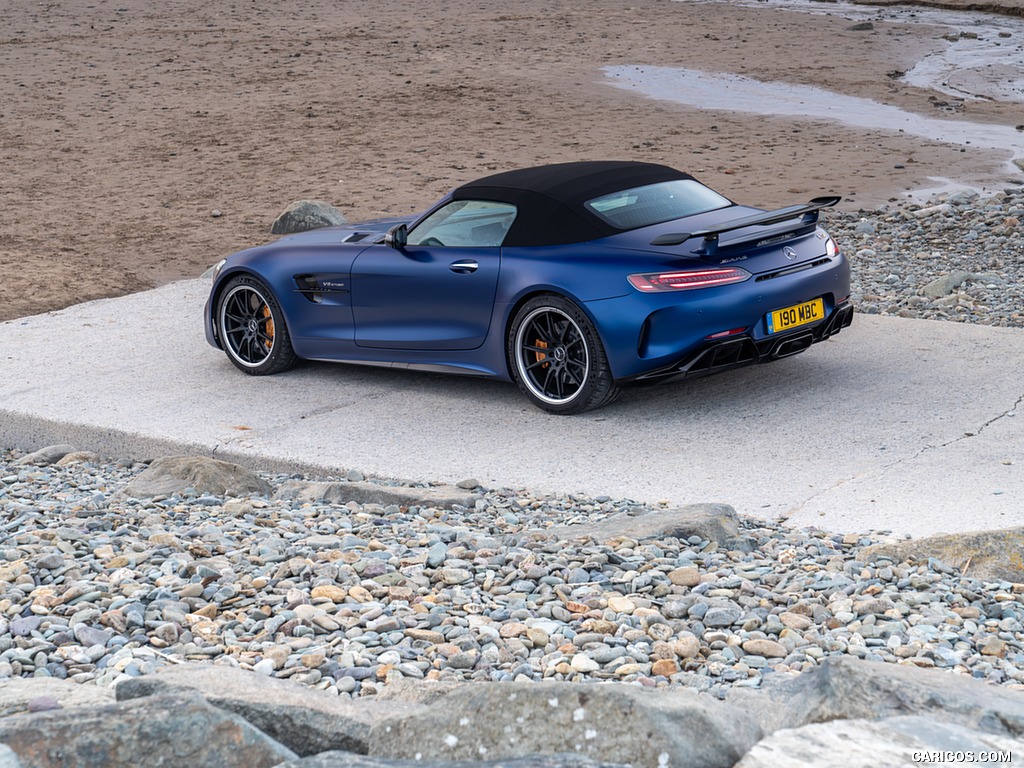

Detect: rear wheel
[508,295,620,414]
[217,275,298,375]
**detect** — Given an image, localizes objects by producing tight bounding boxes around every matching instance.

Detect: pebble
[828,189,1024,327]
[0,446,1022,701]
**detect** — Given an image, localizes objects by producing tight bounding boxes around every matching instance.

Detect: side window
[407,200,517,247]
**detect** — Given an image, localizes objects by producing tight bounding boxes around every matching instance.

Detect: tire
[216,274,298,375]
[508,294,620,414]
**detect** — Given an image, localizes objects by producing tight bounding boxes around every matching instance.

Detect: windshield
[584,179,731,230]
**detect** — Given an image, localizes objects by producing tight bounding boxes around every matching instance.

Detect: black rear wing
[650,195,841,256]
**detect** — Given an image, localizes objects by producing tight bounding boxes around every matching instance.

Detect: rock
[741,639,786,658]
[547,503,740,547]
[14,444,77,466]
[275,754,630,768]
[704,603,743,628]
[0,693,295,768]
[55,451,102,466]
[119,456,272,499]
[735,715,1024,768]
[115,664,422,756]
[367,681,761,767]
[373,678,464,706]
[862,527,1024,583]
[271,200,347,235]
[668,566,702,587]
[847,21,874,31]
[274,479,477,510]
[673,636,702,659]
[571,655,600,673]
[726,656,1024,736]
[651,659,680,677]
[913,203,952,219]
[920,270,975,299]
[0,678,115,718]
[0,746,19,768]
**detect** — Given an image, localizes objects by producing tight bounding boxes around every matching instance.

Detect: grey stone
[271,200,347,235]
[921,270,975,299]
[372,678,464,706]
[115,663,422,756]
[847,21,874,31]
[276,754,631,768]
[367,681,761,767]
[0,678,114,718]
[119,456,272,499]
[735,715,1024,768]
[55,451,102,467]
[274,479,477,510]
[727,656,1024,737]
[863,527,1024,583]
[0,746,20,768]
[704,604,743,628]
[14,444,77,466]
[546,503,740,546]
[0,693,295,768]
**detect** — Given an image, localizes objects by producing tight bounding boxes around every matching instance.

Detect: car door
[350,199,516,350]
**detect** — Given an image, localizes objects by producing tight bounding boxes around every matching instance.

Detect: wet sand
[2,0,1022,322]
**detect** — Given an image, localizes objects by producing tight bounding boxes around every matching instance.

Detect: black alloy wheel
[508,295,619,414]
[217,274,298,375]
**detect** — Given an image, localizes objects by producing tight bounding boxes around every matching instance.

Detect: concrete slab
[1,279,1021,537]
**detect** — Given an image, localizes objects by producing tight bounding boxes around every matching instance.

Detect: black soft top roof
[451,160,693,247]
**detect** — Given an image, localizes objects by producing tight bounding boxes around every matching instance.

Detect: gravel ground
[2,189,1023,701]
[2,448,1022,701]
[829,187,1024,327]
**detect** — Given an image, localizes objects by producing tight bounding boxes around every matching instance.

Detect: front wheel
[508,295,620,414]
[216,274,298,375]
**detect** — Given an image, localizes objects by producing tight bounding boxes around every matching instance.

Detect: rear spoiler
[650,195,841,256]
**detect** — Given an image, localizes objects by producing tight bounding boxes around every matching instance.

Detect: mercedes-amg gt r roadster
[205,161,853,413]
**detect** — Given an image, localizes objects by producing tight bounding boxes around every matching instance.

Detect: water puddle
[604,65,1024,159]
[671,0,1024,103]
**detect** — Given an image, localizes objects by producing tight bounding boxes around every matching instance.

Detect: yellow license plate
[767,298,825,334]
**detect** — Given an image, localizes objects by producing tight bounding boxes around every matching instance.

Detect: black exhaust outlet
[771,332,813,359]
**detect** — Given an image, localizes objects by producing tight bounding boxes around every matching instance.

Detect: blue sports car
[205,161,852,413]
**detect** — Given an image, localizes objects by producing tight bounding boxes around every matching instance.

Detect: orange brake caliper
[535,339,548,368]
[262,305,275,349]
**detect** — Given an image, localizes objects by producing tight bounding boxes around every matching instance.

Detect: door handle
[449,260,479,274]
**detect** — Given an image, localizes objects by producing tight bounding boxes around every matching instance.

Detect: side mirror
[384,223,407,249]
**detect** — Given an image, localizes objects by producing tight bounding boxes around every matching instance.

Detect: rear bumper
[621,302,854,384]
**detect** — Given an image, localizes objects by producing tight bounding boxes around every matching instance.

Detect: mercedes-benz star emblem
[783,246,798,260]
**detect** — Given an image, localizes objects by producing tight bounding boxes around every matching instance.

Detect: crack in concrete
[786,391,1023,518]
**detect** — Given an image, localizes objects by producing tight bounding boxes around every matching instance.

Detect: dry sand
[2,0,1022,322]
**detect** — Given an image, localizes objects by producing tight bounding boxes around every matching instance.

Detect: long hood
[269,216,414,248]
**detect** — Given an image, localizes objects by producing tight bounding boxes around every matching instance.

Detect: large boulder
[272,200,347,234]
[116,664,422,757]
[727,656,1024,736]
[0,678,114,718]
[547,503,741,547]
[862,527,1024,583]
[276,755,630,768]
[0,693,295,768]
[118,456,272,499]
[735,715,1024,768]
[367,681,762,768]
[372,677,464,706]
[274,479,478,510]
[13,444,77,466]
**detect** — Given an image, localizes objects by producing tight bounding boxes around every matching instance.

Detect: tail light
[628,267,751,292]
[825,235,839,258]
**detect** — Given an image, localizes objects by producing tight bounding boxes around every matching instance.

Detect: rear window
[584,179,730,230]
